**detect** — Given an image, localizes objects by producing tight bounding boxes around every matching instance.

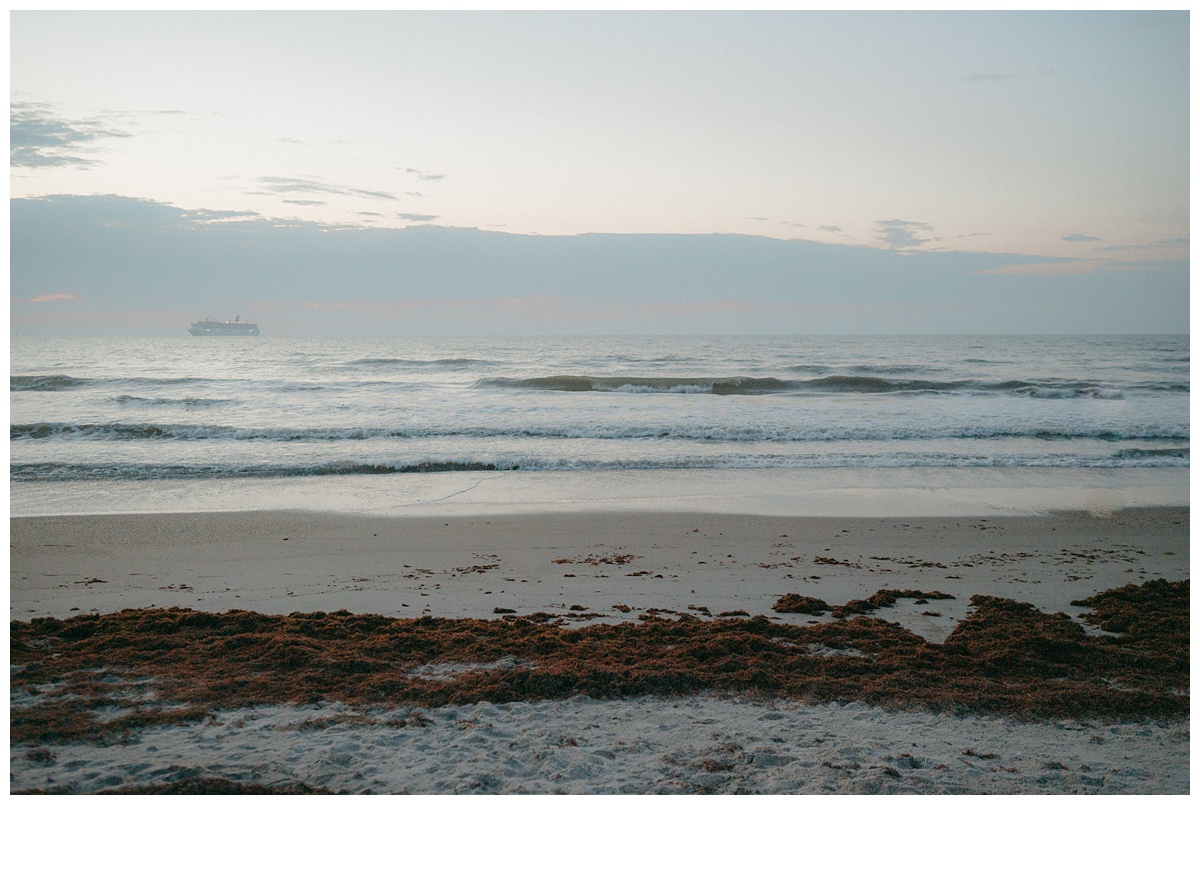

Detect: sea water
[9,335,1189,516]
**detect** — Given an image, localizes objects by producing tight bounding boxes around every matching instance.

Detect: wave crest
[11,374,90,391]
[348,357,497,368]
[10,448,1189,482]
[112,395,233,407]
[474,373,1135,398]
[476,375,797,395]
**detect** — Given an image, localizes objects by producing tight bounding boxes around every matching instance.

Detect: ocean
[9,334,1189,516]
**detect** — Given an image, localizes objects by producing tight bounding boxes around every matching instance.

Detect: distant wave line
[112,395,235,407]
[12,372,1187,398]
[10,449,1190,481]
[11,375,412,394]
[471,374,1185,397]
[11,421,1190,444]
[11,374,212,391]
[346,357,501,368]
[10,375,93,391]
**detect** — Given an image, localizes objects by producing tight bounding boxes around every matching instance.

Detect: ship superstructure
[188,316,260,336]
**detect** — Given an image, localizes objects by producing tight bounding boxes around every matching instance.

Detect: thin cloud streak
[10,101,132,167]
[256,176,399,201]
[1099,238,1189,252]
[401,167,447,182]
[23,292,81,303]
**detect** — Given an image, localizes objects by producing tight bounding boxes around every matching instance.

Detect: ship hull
[189,320,260,336]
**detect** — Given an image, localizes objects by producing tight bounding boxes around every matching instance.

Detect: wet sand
[10,507,1189,630]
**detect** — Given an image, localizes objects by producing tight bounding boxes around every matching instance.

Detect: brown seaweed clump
[10,580,1188,747]
[1071,579,1189,647]
[771,594,830,615]
[11,777,334,795]
[828,589,956,618]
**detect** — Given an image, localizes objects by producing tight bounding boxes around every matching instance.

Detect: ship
[188,316,260,336]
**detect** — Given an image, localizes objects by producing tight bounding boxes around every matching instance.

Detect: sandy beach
[10,506,1189,795]
[11,696,1188,795]
[10,507,1189,626]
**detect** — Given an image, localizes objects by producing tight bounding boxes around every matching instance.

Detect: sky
[8,9,1191,336]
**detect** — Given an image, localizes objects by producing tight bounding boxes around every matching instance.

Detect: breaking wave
[475,374,1137,398]
[10,447,1189,482]
[10,460,515,481]
[347,357,499,368]
[112,395,234,408]
[12,421,1188,445]
[13,374,214,391]
[11,375,92,391]
[475,375,795,394]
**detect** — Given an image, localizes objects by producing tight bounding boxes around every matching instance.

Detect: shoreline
[8,465,1189,519]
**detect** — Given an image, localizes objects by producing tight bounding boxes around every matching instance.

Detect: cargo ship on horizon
[188,316,260,336]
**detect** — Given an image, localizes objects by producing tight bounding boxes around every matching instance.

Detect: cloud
[22,292,81,303]
[10,101,132,167]
[874,219,935,249]
[747,218,815,229]
[282,199,327,206]
[818,225,842,233]
[10,194,1188,336]
[1062,233,1102,242]
[255,176,398,201]
[1099,237,1190,252]
[397,212,439,222]
[184,208,260,223]
[401,167,447,182]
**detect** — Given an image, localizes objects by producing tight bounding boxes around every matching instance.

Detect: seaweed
[829,589,955,619]
[10,580,1189,746]
[99,777,335,795]
[771,594,830,615]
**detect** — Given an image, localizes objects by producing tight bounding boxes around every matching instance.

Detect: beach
[10,334,1190,795]
[11,505,1190,794]
[10,507,1189,626]
[8,6,1191,870]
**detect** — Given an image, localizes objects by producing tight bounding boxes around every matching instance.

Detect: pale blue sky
[12,10,1188,256]
[8,10,1190,335]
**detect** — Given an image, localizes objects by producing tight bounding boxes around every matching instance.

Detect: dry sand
[9,506,1190,795]
[10,697,1187,795]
